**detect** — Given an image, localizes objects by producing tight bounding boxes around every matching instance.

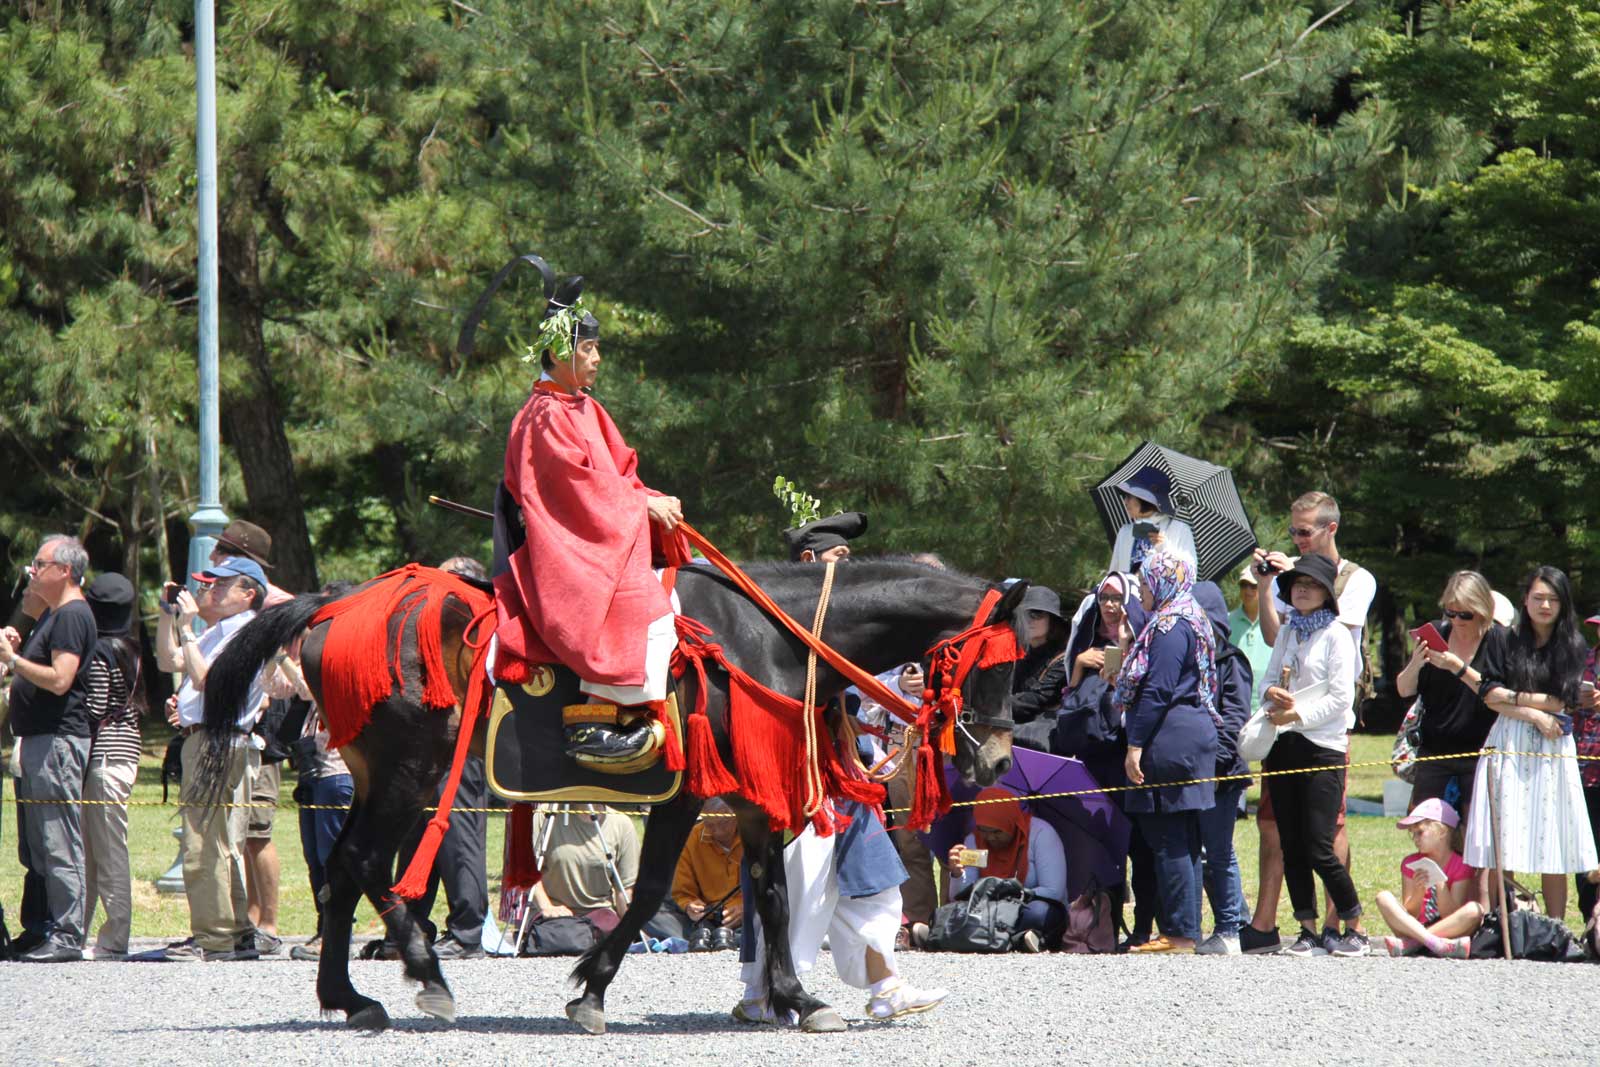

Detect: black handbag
[521,915,601,956]
[926,876,1031,953]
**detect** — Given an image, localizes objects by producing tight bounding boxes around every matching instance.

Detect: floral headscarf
[1113,550,1221,726]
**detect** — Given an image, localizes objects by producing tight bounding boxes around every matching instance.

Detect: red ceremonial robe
[493,381,675,687]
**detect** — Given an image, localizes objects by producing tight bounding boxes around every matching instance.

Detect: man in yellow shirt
[647,798,743,949]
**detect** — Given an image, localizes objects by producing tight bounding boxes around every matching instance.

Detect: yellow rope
[10,747,1595,813]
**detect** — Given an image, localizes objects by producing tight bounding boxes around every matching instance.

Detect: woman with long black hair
[1449,566,1598,918]
[81,573,143,960]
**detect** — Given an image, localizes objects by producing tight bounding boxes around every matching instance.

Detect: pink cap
[1397,797,1459,829]
[1585,614,1600,628]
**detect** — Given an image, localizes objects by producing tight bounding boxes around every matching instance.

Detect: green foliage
[8,0,1597,643]
[1238,0,1600,622]
[772,475,824,529]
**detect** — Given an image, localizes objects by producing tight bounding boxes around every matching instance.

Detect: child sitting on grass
[1375,798,1483,958]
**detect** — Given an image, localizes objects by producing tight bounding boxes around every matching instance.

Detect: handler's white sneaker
[866,980,949,1020]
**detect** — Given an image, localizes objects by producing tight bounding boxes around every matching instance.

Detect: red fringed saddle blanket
[309,564,495,900]
[671,615,885,836]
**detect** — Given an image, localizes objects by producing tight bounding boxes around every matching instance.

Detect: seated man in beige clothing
[528,805,640,923]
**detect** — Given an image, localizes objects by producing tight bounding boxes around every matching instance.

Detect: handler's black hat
[1275,552,1339,606]
[783,512,868,562]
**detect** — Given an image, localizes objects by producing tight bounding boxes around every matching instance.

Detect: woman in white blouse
[1255,553,1366,957]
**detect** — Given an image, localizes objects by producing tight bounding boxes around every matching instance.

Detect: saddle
[485,664,683,805]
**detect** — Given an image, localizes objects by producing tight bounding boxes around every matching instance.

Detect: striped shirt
[86,654,142,765]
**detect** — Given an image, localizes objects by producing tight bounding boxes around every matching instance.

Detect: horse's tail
[191,592,338,804]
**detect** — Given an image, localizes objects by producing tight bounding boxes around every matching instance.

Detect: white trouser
[741,824,903,996]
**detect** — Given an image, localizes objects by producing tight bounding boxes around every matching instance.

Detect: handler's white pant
[741,823,903,996]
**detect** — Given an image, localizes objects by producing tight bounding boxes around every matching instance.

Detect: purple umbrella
[924,749,1130,901]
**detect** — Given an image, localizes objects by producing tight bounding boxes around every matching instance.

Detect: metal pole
[189,0,229,579]
[1485,749,1513,960]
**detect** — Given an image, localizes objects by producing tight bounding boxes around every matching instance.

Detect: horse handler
[733,515,948,1024]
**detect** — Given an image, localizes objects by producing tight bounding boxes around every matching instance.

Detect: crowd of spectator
[5,483,1600,969]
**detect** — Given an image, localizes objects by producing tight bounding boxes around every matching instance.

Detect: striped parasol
[1090,442,1258,582]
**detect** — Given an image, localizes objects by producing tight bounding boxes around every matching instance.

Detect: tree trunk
[219,222,320,593]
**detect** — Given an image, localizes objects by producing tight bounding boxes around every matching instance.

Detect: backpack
[926,876,1030,953]
[1332,561,1376,722]
[1469,907,1588,963]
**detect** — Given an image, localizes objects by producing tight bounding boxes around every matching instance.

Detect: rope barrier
[5,747,1596,813]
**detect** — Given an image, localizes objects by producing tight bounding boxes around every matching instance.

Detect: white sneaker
[1193,931,1241,956]
[866,980,950,1020]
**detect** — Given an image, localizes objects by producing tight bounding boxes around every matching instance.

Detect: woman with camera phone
[1256,553,1365,957]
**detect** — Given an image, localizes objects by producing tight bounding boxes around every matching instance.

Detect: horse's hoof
[416,984,456,1023]
[348,1003,391,1031]
[565,998,606,1035]
[800,1007,847,1033]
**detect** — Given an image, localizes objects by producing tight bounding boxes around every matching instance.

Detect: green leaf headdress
[452,252,599,366]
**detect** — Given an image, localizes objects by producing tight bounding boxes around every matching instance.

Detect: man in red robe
[491,275,685,766]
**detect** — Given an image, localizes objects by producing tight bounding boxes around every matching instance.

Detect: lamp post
[189,0,228,574]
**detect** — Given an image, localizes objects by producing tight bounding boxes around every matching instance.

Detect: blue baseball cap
[192,556,268,587]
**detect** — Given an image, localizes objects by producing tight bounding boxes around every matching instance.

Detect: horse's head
[947,580,1030,787]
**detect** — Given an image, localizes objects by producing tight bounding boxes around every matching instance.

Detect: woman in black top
[1395,571,1507,826]
[1009,585,1069,752]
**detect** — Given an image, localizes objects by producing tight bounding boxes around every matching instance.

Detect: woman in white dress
[1430,566,1598,918]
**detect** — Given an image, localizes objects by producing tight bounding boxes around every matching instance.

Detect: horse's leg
[742,810,844,1033]
[314,794,391,1030]
[318,725,455,1028]
[564,790,704,1034]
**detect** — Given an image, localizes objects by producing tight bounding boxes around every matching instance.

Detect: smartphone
[164,581,183,605]
[1102,645,1124,676]
[957,848,989,869]
[1131,521,1157,539]
[1409,622,1449,654]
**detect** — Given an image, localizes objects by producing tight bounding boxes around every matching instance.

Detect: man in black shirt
[1,535,98,962]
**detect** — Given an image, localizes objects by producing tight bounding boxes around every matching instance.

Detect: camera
[1254,560,1273,576]
[164,583,183,605]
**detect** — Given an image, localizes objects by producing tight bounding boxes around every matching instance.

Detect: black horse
[201,559,1026,1033]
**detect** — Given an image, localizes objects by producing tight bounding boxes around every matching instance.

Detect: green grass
[3,726,505,941]
[2,731,1588,942]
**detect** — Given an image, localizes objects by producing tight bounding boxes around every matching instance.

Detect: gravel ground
[5,942,1595,1066]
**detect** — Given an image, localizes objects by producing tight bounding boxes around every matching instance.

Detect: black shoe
[18,941,84,963]
[564,721,656,763]
[1327,929,1370,958]
[1283,929,1328,958]
[247,929,283,955]
[688,927,717,953]
[713,927,739,952]
[1238,924,1282,956]
[432,935,485,960]
[9,930,46,960]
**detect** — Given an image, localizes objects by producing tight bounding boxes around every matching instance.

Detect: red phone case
[1410,623,1448,653]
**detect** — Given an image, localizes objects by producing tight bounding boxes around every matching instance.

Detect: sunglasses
[1287,525,1327,539]
[1441,609,1476,621]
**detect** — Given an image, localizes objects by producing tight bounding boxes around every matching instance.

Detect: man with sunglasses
[155,557,270,961]
[1,535,97,962]
[1241,491,1375,955]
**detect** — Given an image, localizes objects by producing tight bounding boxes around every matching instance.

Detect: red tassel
[687,711,739,797]
[496,655,531,686]
[503,803,541,891]
[390,637,490,900]
[908,740,945,832]
[659,701,686,773]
